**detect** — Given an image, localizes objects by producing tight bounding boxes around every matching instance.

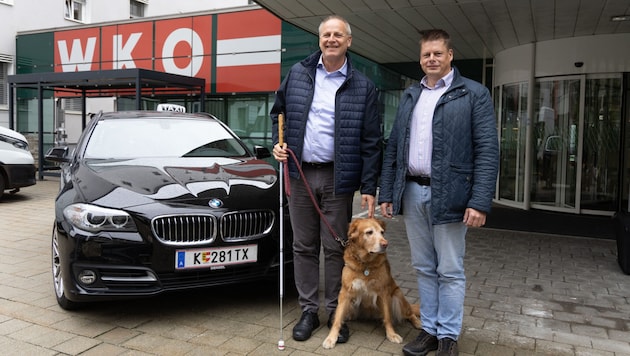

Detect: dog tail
[392,300,421,322]
[411,303,420,317]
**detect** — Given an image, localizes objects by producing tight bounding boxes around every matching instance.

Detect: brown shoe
[402,329,438,356]
[436,337,459,356]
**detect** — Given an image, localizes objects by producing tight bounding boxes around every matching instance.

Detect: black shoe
[292,311,320,341]
[402,330,438,356]
[327,311,349,344]
[436,337,458,356]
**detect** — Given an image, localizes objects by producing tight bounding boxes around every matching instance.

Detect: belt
[407,175,431,186]
[302,161,334,168]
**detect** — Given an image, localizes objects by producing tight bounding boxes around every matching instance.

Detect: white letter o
[162,28,204,76]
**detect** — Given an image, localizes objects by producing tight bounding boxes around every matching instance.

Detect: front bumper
[56,225,292,302]
[2,163,36,189]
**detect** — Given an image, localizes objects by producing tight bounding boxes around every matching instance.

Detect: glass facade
[497,82,528,203]
[381,90,401,141]
[531,77,581,210]
[13,7,627,218]
[495,74,623,215]
[225,95,274,153]
[581,76,621,212]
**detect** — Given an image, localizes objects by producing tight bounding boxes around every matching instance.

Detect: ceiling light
[611,15,630,22]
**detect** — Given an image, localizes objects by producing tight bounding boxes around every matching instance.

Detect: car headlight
[63,203,137,232]
[0,133,29,151]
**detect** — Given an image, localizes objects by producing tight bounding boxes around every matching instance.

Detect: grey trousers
[287,164,352,315]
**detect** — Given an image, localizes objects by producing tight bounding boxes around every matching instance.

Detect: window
[130,0,145,18]
[65,0,85,22]
[226,96,273,153]
[496,82,528,203]
[0,61,8,106]
[62,98,83,112]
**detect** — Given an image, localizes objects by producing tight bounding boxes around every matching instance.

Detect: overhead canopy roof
[8,68,206,99]
[7,68,206,178]
[255,0,630,64]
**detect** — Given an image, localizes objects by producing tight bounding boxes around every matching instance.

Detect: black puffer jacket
[271,51,382,196]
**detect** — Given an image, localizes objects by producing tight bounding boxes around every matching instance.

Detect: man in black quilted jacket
[270,14,382,344]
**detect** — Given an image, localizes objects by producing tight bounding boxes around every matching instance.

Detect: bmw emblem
[208,198,223,208]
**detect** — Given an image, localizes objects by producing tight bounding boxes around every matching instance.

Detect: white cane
[277,113,286,351]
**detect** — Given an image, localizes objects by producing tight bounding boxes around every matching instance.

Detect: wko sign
[53,9,281,93]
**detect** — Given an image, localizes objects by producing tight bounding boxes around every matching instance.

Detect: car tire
[0,173,5,200]
[52,225,79,310]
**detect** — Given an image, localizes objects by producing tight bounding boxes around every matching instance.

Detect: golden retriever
[322,218,421,349]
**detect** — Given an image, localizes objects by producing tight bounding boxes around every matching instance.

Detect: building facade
[0,0,255,128]
[493,34,630,216]
[9,5,407,173]
[7,1,630,218]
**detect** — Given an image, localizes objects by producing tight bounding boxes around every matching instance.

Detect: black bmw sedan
[46,109,292,310]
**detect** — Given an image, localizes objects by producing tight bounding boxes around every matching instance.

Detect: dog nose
[381,239,388,248]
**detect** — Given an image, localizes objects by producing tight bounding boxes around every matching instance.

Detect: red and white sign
[101,21,155,70]
[153,15,212,85]
[53,9,281,93]
[55,27,101,72]
[215,10,281,93]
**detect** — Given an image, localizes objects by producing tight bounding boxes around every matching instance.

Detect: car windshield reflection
[84,118,248,159]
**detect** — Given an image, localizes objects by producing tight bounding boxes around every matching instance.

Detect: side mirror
[253,145,271,159]
[45,146,71,163]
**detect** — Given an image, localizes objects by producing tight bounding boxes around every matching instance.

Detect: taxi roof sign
[157,104,186,112]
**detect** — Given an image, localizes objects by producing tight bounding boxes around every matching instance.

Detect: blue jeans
[402,181,467,340]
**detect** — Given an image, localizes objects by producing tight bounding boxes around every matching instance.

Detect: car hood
[72,157,278,208]
[0,144,35,164]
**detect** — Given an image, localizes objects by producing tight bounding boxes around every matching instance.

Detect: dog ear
[376,218,386,231]
[347,219,360,240]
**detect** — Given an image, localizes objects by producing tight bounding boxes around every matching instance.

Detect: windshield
[84,118,248,159]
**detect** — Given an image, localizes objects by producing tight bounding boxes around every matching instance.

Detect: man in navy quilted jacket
[270,15,382,343]
[379,29,499,356]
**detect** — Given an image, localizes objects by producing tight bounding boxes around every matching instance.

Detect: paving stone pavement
[1,177,630,355]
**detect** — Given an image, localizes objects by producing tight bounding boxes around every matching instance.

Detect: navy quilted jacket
[378,67,499,225]
[270,51,382,196]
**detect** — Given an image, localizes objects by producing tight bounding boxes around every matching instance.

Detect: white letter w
[57,37,97,72]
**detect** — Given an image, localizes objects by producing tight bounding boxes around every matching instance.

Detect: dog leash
[282,147,347,247]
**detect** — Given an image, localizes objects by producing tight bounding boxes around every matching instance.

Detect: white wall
[535,33,630,77]
[144,0,251,17]
[494,43,534,86]
[495,33,630,86]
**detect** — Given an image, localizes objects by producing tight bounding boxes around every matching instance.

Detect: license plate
[175,245,257,270]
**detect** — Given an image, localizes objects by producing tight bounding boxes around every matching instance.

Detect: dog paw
[386,333,403,344]
[322,336,337,349]
[410,316,421,329]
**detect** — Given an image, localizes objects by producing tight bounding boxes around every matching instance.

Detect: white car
[0,126,36,199]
